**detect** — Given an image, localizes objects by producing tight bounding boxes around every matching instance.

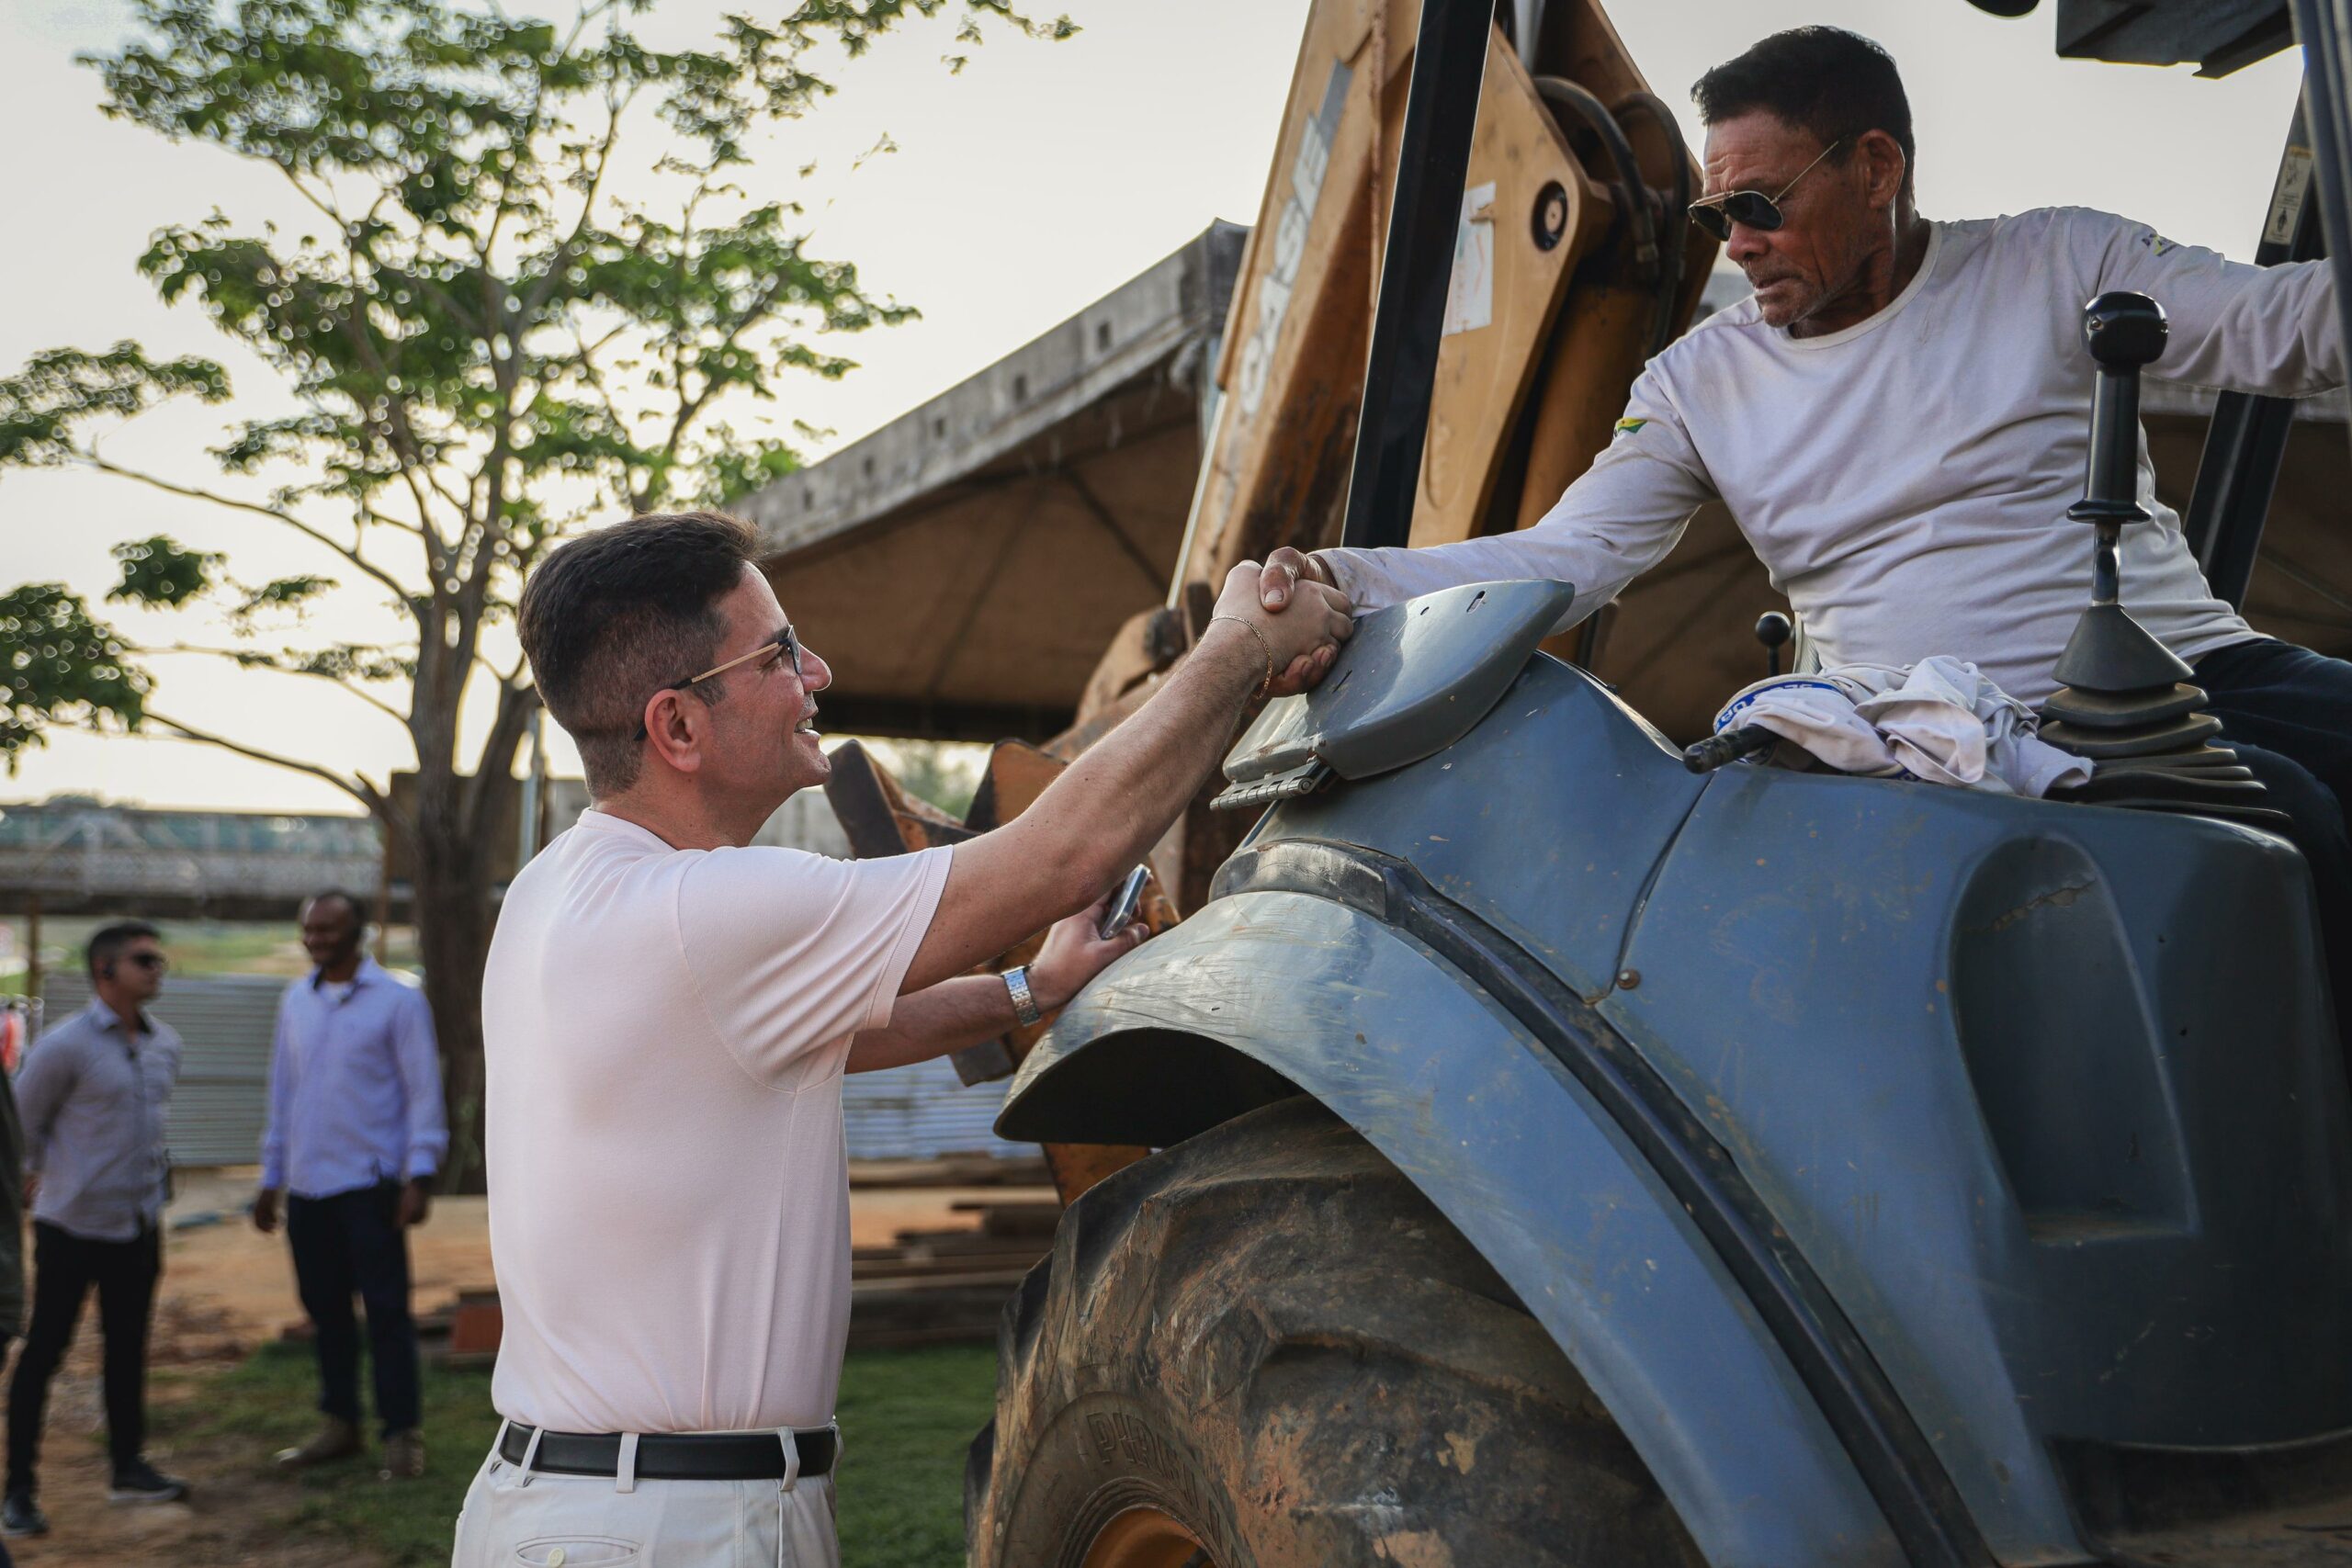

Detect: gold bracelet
[1209,615,1275,701]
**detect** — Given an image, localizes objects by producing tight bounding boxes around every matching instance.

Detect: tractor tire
[966,1097,1705,1568]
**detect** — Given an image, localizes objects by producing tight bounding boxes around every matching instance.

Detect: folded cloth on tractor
[1711,657,2092,797]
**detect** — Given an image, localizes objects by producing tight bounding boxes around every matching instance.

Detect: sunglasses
[125,952,167,973]
[633,626,805,743]
[1688,138,1846,243]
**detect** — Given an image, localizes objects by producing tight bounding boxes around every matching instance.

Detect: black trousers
[287,1180,420,1437]
[0,1337,17,1566]
[6,1223,160,1493]
[2194,637,2352,1065]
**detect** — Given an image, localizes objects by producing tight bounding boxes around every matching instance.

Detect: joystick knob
[2081,290,2167,370]
[1754,611,1792,678]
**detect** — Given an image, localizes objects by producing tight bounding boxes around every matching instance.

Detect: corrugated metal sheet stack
[39,969,1031,1166]
[39,971,284,1168]
[842,1054,1020,1161]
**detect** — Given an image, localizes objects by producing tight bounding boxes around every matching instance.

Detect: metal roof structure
[2039,0,2293,76]
[743,223,1247,741]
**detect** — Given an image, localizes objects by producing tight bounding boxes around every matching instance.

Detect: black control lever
[1755,611,1792,678]
[1685,614,1796,771]
[1682,725,1776,774]
[2072,292,2165,616]
[2039,291,2282,825]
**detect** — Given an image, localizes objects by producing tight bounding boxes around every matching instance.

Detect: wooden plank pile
[848,1186,1063,1350]
[422,1156,1067,1365]
[847,1153,1050,1190]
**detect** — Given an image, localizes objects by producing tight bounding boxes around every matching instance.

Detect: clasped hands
[1208,547,1356,700]
[1015,547,1355,1008]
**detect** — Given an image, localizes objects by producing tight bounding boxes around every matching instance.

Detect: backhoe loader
[825,1,2352,1561]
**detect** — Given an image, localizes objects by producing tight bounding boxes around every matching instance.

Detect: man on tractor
[1264,25,2352,1035]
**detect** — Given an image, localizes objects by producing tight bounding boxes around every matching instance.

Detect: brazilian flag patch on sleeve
[1612,417,1648,439]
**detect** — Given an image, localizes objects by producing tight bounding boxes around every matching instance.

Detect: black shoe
[0,1493,46,1537]
[107,1458,188,1505]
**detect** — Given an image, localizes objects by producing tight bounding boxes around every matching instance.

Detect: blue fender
[999,877,1911,1568]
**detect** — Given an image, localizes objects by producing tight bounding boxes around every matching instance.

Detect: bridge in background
[0,797,386,925]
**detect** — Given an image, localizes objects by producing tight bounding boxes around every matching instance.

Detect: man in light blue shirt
[253,890,447,1481]
[5,920,188,1538]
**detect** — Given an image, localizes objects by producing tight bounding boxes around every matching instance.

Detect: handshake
[1205,545,1356,700]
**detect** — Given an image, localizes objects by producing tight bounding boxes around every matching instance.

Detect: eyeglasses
[126,953,167,973]
[632,626,805,742]
[1688,138,1846,243]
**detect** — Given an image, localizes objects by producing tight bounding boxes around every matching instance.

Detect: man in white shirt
[453,511,1350,1566]
[254,891,447,1481]
[1262,26,2352,1052]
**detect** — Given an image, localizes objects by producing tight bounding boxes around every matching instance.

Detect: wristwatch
[1002,964,1044,1028]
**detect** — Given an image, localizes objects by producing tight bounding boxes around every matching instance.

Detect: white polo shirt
[481,807,952,1434]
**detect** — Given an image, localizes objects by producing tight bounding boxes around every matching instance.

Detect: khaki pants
[451,1426,841,1567]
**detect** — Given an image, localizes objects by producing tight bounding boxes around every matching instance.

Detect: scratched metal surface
[1027,638,2352,1562]
[1023,891,1905,1568]
[1603,762,2352,1563]
[1266,655,1705,999]
[1266,650,2352,1550]
[1223,578,1577,784]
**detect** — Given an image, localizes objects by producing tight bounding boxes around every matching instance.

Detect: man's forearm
[847,975,1014,1074]
[2096,216,2343,397]
[1316,494,1689,627]
[12,1060,61,1160]
[1009,625,1263,895]
[903,576,1345,998]
[896,629,1259,995]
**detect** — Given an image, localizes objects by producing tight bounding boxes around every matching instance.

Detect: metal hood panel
[2048,0,2292,76]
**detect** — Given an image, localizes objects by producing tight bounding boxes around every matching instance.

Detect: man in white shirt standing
[452,511,1350,1566]
[1263,26,2352,1055]
[254,890,447,1482]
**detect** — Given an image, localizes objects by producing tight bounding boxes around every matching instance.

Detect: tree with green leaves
[0,0,1070,1189]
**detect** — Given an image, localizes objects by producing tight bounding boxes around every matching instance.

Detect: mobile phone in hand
[1098,864,1152,941]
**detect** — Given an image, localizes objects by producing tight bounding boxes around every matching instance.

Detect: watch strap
[1002,964,1044,1028]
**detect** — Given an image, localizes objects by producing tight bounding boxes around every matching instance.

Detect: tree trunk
[401,768,503,1197]
[413,857,492,1195]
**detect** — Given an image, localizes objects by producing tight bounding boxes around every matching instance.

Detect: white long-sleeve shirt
[1318,208,2341,705]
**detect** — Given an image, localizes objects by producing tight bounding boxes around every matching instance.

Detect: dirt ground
[2,1295,336,1568]
[0,1167,1010,1567]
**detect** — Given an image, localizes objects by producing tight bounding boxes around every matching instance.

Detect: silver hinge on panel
[1211,760,1336,813]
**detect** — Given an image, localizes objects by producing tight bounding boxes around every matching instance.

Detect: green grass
[153,1340,999,1567]
[153,1342,497,1566]
[833,1343,999,1566]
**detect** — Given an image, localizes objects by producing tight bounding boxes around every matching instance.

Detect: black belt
[497,1422,837,1481]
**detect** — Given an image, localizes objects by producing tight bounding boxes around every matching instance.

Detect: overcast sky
[0,0,2308,815]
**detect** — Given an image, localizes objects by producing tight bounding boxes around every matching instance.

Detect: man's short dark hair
[517,512,761,795]
[87,920,160,980]
[303,888,369,928]
[1693,28,1915,197]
